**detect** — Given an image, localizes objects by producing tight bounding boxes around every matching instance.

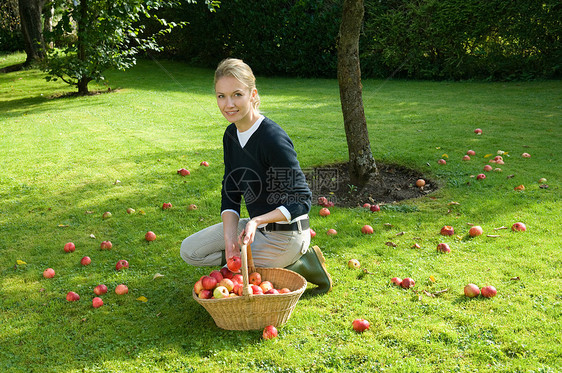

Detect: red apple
[279,288,291,294]
[401,277,415,289]
[200,161,209,167]
[440,226,454,236]
[262,325,278,339]
[260,281,273,293]
[227,256,242,272]
[66,291,80,301]
[437,243,451,253]
[464,283,480,298]
[514,185,525,191]
[467,150,476,156]
[115,259,129,271]
[481,285,497,298]
[232,283,243,296]
[219,278,235,292]
[416,179,425,188]
[362,203,371,208]
[126,208,135,214]
[326,228,337,236]
[177,168,190,176]
[310,228,316,238]
[361,225,374,234]
[102,211,112,220]
[265,288,279,295]
[64,242,76,253]
[521,152,531,158]
[188,204,198,210]
[319,207,330,217]
[80,256,91,266]
[193,280,204,295]
[201,275,218,290]
[390,277,402,286]
[198,289,213,299]
[474,128,482,135]
[318,196,328,206]
[370,204,380,212]
[100,241,112,250]
[231,274,243,285]
[462,155,471,161]
[94,284,108,296]
[209,270,224,284]
[483,165,493,172]
[145,231,156,241]
[476,173,486,180]
[352,319,370,333]
[438,159,447,165]
[115,284,128,295]
[348,259,360,269]
[469,226,483,237]
[249,272,262,286]
[162,202,173,210]
[92,297,103,308]
[251,284,263,295]
[511,222,527,232]
[213,286,229,299]
[43,268,55,279]
[220,266,234,279]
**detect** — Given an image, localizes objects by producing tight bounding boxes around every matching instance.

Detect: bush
[0,0,24,52]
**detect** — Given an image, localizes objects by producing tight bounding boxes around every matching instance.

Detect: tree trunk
[337,0,377,186]
[18,0,46,65]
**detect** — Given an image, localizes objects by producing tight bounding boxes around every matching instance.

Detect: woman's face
[215,75,258,129]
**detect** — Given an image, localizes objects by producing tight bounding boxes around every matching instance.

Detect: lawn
[1,51,561,372]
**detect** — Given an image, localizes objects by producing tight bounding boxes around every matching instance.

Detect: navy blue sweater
[221,117,311,220]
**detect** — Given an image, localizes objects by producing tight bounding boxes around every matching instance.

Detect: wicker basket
[193,243,307,330]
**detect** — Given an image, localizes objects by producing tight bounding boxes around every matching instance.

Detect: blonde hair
[214,58,261,110]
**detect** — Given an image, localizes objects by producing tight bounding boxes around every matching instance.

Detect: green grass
[1,51,561,372]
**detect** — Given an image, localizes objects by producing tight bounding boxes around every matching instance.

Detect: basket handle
[240,243,254,296]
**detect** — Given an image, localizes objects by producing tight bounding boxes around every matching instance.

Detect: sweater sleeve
[220,127,242,215]
[262,125,311,219]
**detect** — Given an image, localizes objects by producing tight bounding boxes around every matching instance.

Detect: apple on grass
[319,207,330,217]
[370,204,380,212]
[115,284,128,295]
[401,277,415,289]
[66,291,80,301]
[213,286,229,299]
[64,242,75,253]
[200,161,209,167]
[162,202,172,210]
[227,256,242,272]
[462,155,471,161]
[464,283,480,298]
[437,243,451,253]
[100,241,112,250]
[438,159,447,165]
[469,226,483,237]
[188,204,198,210]
[102,211,112,220]
[352,319,370,333]
[476,174,486,180]
[326,229,337,236]
[481,285,497,298]
[467,150,476,156]
[483,165,493,172]
[92,297,103,308]
[390,277,402,286]
[511,222,526,232]
[361,225,374,234]
[126,208,135,214]
[145,231,156,241]
[115,259,129,271]
[474,128,482,135]
[514,185,525,191]
[440,226,454,236]
[310,228,316,238]
[263,325,278,339]
[177,168,190,176]
[81,256,91,266]
[43,268,55,279]
[348,259,360,269]
[94,284,108,296]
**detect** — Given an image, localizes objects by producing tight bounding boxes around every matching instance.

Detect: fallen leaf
[114,180,121,185]
[510,276,520,281]
[484,154,493,158]
[58,224,69,228]
[385,241,397,247]
[153,273,165,280]
[442,153,449,158]
[487,235,501,238]
[384,223,394,227]
[429,275,436,282]
[507,174,515,179]
[411,243,421,249]
[539,184,549,189]
[136,296,148,303]
[423,290,435,298]
[396,231,405,236]
[467,222,474,226]
[494,226,508,230]
[448,201,460,205]
[85,211,94,214]
[90,234,96,239]
[16,260,27,265]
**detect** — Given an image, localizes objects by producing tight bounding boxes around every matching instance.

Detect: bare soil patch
[305,162,438,208]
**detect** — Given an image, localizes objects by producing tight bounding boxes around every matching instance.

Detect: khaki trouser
[180,218,310,268]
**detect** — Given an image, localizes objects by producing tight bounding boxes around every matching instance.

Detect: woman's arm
[239,208,288,246]
[222,210,241,260]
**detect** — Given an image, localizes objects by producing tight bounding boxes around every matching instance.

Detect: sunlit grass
[1,53,561,372]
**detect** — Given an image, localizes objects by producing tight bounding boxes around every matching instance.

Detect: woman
[180,58,331,294]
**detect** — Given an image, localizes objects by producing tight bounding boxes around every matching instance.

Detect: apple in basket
[249,272,262,286]
[213,286,229,299]
[227,256,242,272]
[201,275,218,290]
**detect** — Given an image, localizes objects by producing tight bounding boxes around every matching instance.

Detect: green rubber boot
[285,245,332,295]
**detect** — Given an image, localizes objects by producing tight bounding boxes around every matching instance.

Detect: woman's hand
[239,219,259,246]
